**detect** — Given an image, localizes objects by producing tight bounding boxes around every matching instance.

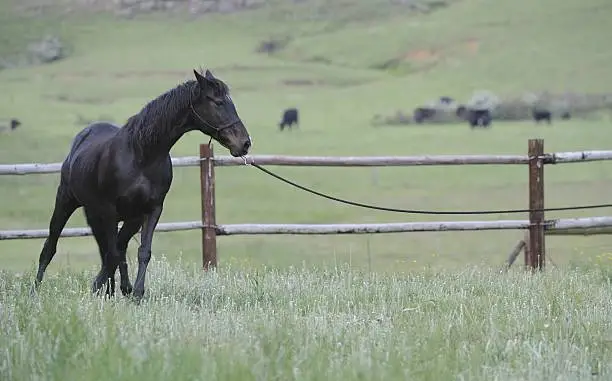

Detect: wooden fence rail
[3,216,612,240]
[3,150,612,175]
[1,140,612,271]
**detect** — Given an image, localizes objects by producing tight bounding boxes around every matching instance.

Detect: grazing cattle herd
[409,97,567,129]
[367,95,576,130]
[276,95,574,133]
[2,97,574,139]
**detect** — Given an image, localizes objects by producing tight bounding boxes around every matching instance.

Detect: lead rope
[246,159,612,215]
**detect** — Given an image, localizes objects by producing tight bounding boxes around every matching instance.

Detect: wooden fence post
[200,144,217,270]
[527,139,545,271]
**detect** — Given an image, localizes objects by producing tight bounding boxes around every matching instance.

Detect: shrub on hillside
[26,35,68,65]
[371,107,461,126]
[491,92,612,121]
[256,37,291,54]
[491,99,533,121]
[415,108,462,124]
[371,110,413,126]
[466,90,500,111]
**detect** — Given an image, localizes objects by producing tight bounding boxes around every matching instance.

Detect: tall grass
[1,258,610,380]
[1,0,612,272]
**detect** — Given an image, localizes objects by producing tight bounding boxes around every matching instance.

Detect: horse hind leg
[33,185,79,292]
[85,209,119,297]
[115,217,143,296]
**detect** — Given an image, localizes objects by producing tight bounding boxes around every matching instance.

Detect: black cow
[466,109,492,128]
[279,108,299,131]
[456,105,467,118]
[1,118,21,132]
[561,111,571,120]
[413,107,437,124]
[532,109,552,124]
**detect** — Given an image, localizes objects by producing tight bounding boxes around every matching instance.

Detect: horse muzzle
[229,137,251,157]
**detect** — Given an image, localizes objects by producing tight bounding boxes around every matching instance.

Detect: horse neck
[121,110,195,164]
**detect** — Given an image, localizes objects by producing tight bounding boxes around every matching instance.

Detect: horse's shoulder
[70,122,119,147]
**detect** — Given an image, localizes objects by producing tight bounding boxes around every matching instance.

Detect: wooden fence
[1,139,612,271]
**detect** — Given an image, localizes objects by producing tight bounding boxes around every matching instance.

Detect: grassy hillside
[278,0,612,91]
[0,0,611,273]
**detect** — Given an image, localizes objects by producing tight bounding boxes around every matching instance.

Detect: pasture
[1,0,611,273]
[1,0,612,377]
[2,258,611,380]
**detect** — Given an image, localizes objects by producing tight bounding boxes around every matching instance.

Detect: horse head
[190,69,252,157]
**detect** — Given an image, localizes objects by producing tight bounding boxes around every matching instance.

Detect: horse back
[61,122,120,182]
[68,122,120,152]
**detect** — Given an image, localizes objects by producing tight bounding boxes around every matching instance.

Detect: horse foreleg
[115,217,143,296]
[33,185,79,294]
[132,205,163,302]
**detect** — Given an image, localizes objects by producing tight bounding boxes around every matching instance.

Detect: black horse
[33,69,252,300]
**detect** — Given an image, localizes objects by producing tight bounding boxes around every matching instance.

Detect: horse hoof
[121,283,133,296]
[29,283,39,297]
[131,289,144,304]
[91,285,104,296]
[91,277,108,296]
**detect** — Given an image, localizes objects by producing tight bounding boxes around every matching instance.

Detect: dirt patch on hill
[464,38,480,53]
[374,38,481,72]
[403,49,440,63]
[403,39,479,63]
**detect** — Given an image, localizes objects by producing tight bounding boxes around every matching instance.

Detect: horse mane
[123,76,230,150]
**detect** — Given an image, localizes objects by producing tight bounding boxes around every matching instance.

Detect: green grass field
[1,0,612,379]
[2,259,611,380]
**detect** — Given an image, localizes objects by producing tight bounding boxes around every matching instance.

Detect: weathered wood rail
[3,216,610,240]
[1,140,612,271]
[3,150,612,175]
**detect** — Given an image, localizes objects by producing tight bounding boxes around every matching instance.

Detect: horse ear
[205,69,214,80]
[194,69,207,88]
